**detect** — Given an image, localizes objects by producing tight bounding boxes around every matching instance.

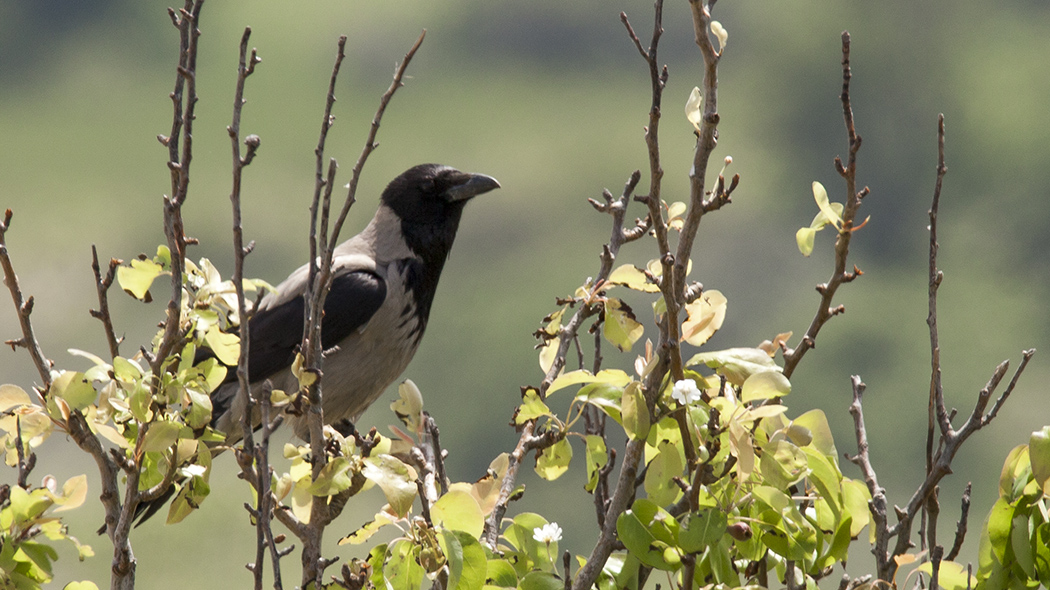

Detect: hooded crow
[126,164,498,528]
[210,163,501,441]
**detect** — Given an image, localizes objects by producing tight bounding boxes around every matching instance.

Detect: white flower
[685,87,703,133]
[710,21,728,53]
[533,522,563,544]
[671,379,703,405]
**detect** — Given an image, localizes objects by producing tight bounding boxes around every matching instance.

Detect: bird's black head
[382,164,499,224]
[381,163,500,256]
[379,164,500,331]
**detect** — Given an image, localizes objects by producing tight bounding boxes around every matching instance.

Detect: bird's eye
[419,179,435,194]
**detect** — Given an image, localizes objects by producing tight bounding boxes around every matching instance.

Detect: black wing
[130,272,385,529]
[205,270,386,420]
[247,269,387,381]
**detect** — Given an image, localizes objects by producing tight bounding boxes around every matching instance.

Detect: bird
[130,163,499,527]
[212,163,500,440]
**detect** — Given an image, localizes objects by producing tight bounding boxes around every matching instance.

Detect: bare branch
[330,29,427,254]
[295,31,427,587]
[227,25,284,590]
[677,0,726,293]
[538,171,642,395]
[783,31,867,379]
[921,114,949,557]
[845,376,891,578]
[945,483,971,562]
[153,0,204,381]
[571,439,645,590]
[0,210,54,387]
[89,245,123,359]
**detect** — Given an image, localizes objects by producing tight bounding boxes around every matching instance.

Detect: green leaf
[441,529,486,590]
[681,289,727,346]
[548,368,631,397]
[19,540,59,576]
[802,446,843,517]
[63,582,100,590]
[390,379,424,434]
[116,257,165,301]
[841,478,872,538]
[49,474,88,513]
[0,384,32,411]
[915,560,978,590]
[603,298,644,352]
[812,181,843,229]
[306,457,354,496]
[386,539,424,590]
[1034,523,1050,585]
[740,370,791,402]
[825,515,853,564]
[203,326,241,366]
[790,409,838,460]
[127,380,152,423]
[1029,427,1050,493]
[366,543,389,588]
[535,437,572,481]
[576,383,624,424]
[112,356,143,382]
[538,337,560,374]
[485,559,519,588]
[706,537,740,584]
[759,439,807,489]
[796,226,817,256]
[1010,512,1036,579]
[684,347,781,386]
[502,513,556,571]
[361,455,416,517]
[644,441,683,506]
[338,512,396,545]
[608,264,661,293]
[616,507,664,570]
[166,475,210,524]
[619,500,681,573]
[50,371,96,411]
[644,416,685,466]
[584,435,608,493]
[621,382,650,441]
[140,420,182,453]
[516,388,552,424]
[519,571,563,590]
[998,444,1030,501]
[986,497,1014,564]
[183,388,213,430]
[432,490,484,538]
[679,509,727,553]
[8,486,51,523]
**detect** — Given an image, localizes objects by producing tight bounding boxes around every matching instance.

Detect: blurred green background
[2,0,1048,587]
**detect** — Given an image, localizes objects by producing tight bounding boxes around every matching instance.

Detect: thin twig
[921,113,948,560]
[679,0,726,292]
[845,376,891,578]
[0,210,54,387]
[481,421,561,548]
[331,30,426,254]
[296,31,426,587]
[571,439,645,590]
[153,0,204,382]
[228,25,278,590]
[89,245,123,359]
[782,31,867,379]
[481,168,643,551]
[945,483,970,561]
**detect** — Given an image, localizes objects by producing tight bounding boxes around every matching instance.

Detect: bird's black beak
[444,173,501,202]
